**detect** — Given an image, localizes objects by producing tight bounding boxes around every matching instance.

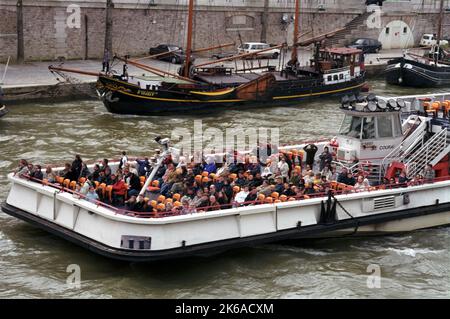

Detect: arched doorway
[378,20,414,49]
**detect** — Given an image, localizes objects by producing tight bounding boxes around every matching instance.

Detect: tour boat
[2,92,450,262]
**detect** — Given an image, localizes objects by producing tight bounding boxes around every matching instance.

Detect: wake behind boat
[2,92,450,262]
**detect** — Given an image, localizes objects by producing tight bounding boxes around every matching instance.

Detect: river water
[0,80,449,298]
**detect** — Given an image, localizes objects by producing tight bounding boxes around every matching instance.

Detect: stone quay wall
[0,0,448,62]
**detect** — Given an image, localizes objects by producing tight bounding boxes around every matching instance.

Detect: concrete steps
[325,11,374,47]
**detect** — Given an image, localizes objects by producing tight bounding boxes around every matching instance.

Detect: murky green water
[0,80,449,298]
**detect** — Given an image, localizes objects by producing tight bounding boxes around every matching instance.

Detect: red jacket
[112,180,127,196]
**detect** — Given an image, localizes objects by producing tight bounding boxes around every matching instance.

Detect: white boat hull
[2,174,450,262]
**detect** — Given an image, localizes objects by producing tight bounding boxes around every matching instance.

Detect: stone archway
[378,20,414,49]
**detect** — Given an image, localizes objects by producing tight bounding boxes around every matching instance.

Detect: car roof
[243,42,269,45]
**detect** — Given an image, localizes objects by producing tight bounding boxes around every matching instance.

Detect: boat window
[393,115,402,137]
[333,74,338,81]
[362,116,376,139]
[243,44,250,50]
[339,115,362,139]
[377,115,393,138]
[327,75,332,81]
[339,73,344,80]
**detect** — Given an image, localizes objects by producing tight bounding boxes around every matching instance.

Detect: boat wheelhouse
[2,93,450,262]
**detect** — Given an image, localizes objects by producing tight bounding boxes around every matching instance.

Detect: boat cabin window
[362,116,376,139]
[339,115,362,139]
[377,115,393,138]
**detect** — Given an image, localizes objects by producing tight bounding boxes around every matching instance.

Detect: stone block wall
[0,0,447,62]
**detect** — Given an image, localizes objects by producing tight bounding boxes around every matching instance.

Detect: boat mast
[184,0,195,78]
[290,0,300,64]
[437,0,444,45]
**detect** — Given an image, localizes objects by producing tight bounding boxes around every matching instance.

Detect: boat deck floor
[195,71,311,85]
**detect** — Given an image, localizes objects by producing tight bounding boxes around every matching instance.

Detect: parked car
[237,42,280,59]
[347,38,382,53]
[148,44,193,64]
[365,0,384,6]
[419,34,449,47]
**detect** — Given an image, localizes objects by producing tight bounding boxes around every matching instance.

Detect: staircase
[405,128,450,178]
[325,11,373,47]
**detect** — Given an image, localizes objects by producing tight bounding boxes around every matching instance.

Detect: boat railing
[404,127,449,178]
[16,173,450,220]
[379,116,427,180]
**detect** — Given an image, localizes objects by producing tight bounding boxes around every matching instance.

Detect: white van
[237,42,280,59]
[420,34,448,47]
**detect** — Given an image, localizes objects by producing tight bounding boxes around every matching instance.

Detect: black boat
[95,47,367,115]
[50,0,367,115]
[385,0,450,88]
[385,56,450,88]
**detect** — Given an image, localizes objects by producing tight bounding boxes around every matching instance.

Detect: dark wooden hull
[96,74,367,115]
[385,57,450,88]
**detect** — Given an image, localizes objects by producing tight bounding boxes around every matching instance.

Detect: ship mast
[437,0,444,45]
[184,0,195,78]
[290,0,300,65]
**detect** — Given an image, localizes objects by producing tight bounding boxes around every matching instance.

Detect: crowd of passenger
[13,145,437,217]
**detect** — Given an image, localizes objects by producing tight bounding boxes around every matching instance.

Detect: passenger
[281,182,295,197]
[234,185,250,204]
[353,175,368,192]
[234,171,247,187]
[71,155,83,180]
[398,171,409,185]
[244,187,258,203]
[208,195,221,211]
[31,164,43,180]
[125,169,141,197]
[319,146,333,172]
[204,156,217,174]
[111,174,127,205]
[59,163,75,181]
[303,143,318,169]
[119,151,128,170]
[136,157,150,177]
[100,158,110,173]
[89,164,101,181]
[277,155,289,180]
[44,165,57,183]
[423,164,435,183]
[85,186,99,203]
[326,165,338,182]
[79,177,94,196]
[337,167,349,184]
[274,176,284,194]
[12,160,27,178]
[289,169,301,186]
[79,163,91,178]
